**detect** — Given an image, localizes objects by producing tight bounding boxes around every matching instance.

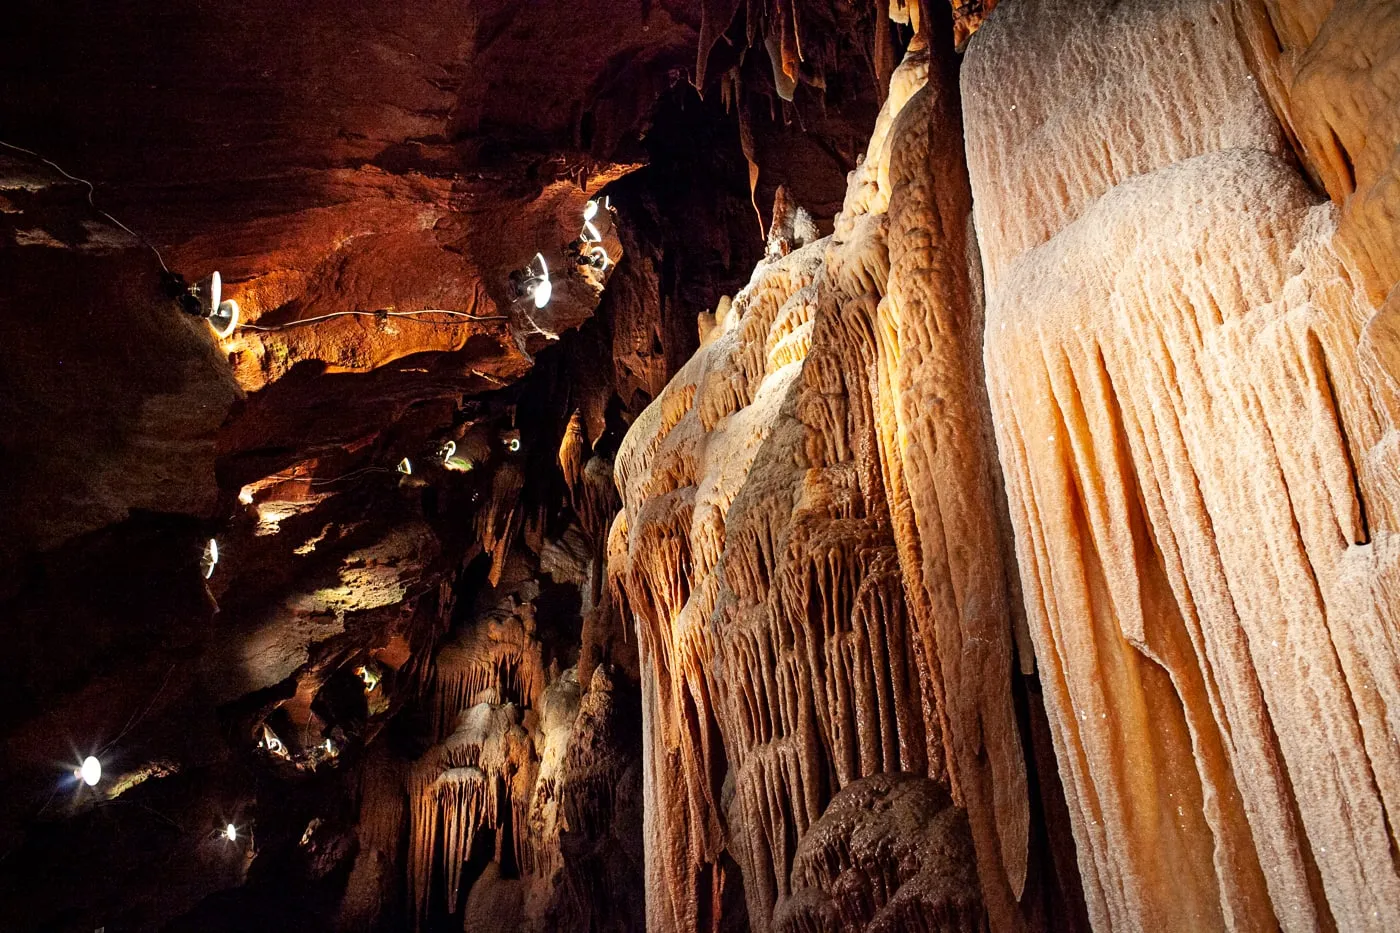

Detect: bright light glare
[584,200,598,222]
[397,457,412,475]
[203,539,219,579]
[225,823,238,842]
[80,756,102,787]
[530,254,552,309]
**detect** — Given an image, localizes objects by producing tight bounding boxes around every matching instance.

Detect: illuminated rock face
[965,0,1400,930]
[611,40,1038,933]
[612,1,1400,931]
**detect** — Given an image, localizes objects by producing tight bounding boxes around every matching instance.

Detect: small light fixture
[355,664,381,692]
[224,823,238,842]
[323,738,334,754]
[396,457,412,475]
[238,487,255,505]
[439,439,473,472]
[512,253,552,309]
[187,271,240,338]
[260,723,287,757]
[79,755,102,787]
[201,538,219,579]
[581,198,614,244]
[506,437,521,453]
[531,254,552,309]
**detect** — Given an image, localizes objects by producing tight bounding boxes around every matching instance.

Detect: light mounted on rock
[182,271,240,338]
[258,723,288,758]
[396,457,412,475]
[439,440,473,472]
[581,197,613,243]
[201,538,219,579]
[511,253,552,309]
[355,664,381,692]
[224,823,238,842]
[529,253,551,309]
[78,755,102,787]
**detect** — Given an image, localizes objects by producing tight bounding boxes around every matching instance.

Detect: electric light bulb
[224,823,238,842]
[507,438,521,453]
[397,457,412,475]
[203,538,219,579]
[80,756,101,787]
[530,253,552,310]
[584,200,599,222]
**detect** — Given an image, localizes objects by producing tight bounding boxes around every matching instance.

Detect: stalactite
[963,0,1400,929]
[612,34,1035,931]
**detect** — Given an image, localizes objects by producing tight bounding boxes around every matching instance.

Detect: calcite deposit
[3,0,1399,931]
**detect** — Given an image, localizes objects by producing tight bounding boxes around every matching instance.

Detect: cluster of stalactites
[406,702,538,927]
[428,613,544,742]
[610,30,1046,931]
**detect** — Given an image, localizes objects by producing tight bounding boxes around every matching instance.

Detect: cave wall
[612,0,1400,931]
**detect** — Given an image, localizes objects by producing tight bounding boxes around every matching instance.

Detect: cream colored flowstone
[967,0,1400,930]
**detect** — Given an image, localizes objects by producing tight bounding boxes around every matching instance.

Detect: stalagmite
[773,774,985,933]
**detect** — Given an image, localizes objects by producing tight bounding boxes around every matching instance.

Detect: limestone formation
[611,34,1037,933]
[965,0,1400,929]
[5,1,1400,931]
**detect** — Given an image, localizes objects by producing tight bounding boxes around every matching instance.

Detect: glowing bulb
[507,437,521,453]
[238,487,254,505]
[531,253,552,309]
[439,440,456,462]
[80,756,101,787]
[323,738,334,753]
[584,200,599,222]
[261,723,286,757]
[224,823,238,842]
[356,665,380,691]
[396,457,412,475]
[202,538,219,579]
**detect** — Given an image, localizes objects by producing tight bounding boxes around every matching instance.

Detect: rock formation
[3,0,1399,931]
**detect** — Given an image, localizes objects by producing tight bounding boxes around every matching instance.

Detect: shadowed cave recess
[3,0,1400,931]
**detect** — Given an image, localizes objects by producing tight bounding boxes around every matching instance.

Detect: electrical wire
[0,141,511,335]
[0,138,171,274]
[100,663,178,757]
[239,309,508,332]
